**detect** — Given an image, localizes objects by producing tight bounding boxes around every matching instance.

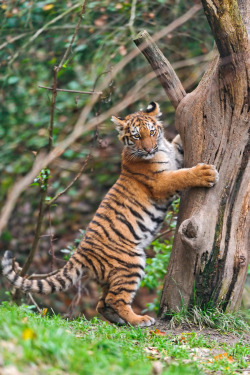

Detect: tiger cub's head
[111,102,163,159]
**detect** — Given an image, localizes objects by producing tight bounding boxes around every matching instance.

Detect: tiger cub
[2,102,219,327]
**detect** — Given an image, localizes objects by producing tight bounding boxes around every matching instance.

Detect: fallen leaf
[150,329,165,336]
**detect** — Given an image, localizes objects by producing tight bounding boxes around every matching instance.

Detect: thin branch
[0,32,30,51]
[0,5,200,234]
[46,154,91,206]
[134,30,186,109]
[38,86,102,95]
[128,0,137,36]
[57,2,87,71]
[154,229,172,241]
[28,269,60,280]
[28,293,42,313]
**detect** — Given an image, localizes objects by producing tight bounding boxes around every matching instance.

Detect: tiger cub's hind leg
[96,286,125,324]
[105,285,155,327]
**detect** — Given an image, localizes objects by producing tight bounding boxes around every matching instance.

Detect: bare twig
[48,207,55,270]
[57,2,87,71]
[47,154,91,206]
[28,269,60,280]
[128,0,138,36]
[28,293,42,313]
[154,229,172,241]
[0,5,201,234]
[38,86,102,95]
[0,32,30,51]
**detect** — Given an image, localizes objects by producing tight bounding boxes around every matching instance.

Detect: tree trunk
[134,0,250,315]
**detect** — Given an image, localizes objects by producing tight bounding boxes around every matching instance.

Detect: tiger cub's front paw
[191,163,219,188]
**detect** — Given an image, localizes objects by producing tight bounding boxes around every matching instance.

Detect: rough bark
[135,0,250,315]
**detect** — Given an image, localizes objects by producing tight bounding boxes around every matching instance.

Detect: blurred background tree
[0,0,216,318]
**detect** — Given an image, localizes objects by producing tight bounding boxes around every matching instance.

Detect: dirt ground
[154,319,250,344]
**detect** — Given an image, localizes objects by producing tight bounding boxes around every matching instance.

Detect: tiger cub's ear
[111,116,125,134]
[143,102,162,117]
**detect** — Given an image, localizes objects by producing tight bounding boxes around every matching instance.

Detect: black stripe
[110,299,129,306]
[121,172,154,193]
[137,220,154,235]
[87,221,138,251]
[57,277,66,290]
[108,288,136,295]
[21,277,26,289]
[78,253,99,277]
[95,212,138,246]
[91,219,112,241]
[101,201,141,241]
[106,194,144,221]
[73,256,85,267]
[176,144,184,155]
[63,267,73,285]
[113,280,139,287]
[112,184,164,224]
[153,169,168,174]
[46,279,56,293]
[12,273,19,285]
[84,237,142,258]
[81,251,106,279]
[84,242,143,271]
[6,268,13,276]
[37,279,43,293]
[75,268,81,277]
[122,165,154,180]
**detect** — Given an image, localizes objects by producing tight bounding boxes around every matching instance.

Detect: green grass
[0,302,249,375]
[167,305,250,332]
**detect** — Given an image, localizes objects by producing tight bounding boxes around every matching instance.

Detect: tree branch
[134,30,186,109]
[38,86,102,95]
[201,0,248,61]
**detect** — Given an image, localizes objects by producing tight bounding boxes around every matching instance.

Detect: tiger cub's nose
[144,147,153,154]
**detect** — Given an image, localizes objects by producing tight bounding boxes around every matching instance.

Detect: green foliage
[30,168,51,191]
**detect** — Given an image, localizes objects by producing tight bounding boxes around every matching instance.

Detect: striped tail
[1,250,85,295]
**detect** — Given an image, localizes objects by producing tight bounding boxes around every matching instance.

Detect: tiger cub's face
[111,102,163,160]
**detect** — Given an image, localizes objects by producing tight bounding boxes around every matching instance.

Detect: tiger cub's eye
[133,134,140,139]
[150,130,155,136]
